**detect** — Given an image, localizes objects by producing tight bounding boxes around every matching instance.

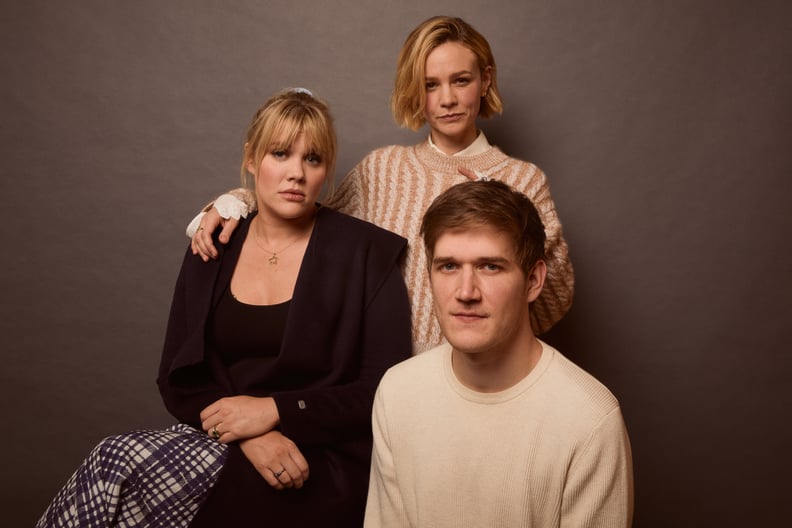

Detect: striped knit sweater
[365,341,634,527]
[231,141,574,353]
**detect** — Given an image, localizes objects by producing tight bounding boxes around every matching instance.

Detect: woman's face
[248,132,326,223]
[423,41,491,154]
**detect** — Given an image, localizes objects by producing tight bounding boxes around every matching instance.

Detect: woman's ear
[244,143,256,174]
[481,65,493,96]
[525,260,547,304]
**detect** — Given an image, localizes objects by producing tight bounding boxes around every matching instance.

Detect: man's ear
[525,260,547,304]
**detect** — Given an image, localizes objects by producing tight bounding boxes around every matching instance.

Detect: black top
[208,287,289,389]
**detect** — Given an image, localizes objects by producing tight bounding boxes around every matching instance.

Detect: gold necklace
[251,219,311,265]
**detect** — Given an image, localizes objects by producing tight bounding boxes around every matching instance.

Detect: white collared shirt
[428,131,491,156]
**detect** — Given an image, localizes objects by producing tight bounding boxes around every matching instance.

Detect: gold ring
[211,426,221,440]
[273,468,285,479]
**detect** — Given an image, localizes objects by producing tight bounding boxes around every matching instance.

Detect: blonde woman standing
[190,16,574,354]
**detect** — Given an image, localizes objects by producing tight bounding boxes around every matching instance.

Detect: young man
[364,180,633,527]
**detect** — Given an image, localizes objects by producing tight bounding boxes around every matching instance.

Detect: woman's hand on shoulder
[240,431,310,490]
[200,395,279,443]
[191,208,240,261]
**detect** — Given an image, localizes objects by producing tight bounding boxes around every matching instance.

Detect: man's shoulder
[543,343,621,417]
[380,344,447,388]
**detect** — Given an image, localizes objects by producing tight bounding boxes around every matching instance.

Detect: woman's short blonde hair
[241,88,337,193]
[391,16,503,130]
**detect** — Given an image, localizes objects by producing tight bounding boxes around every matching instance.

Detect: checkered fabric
[37,424,228,527]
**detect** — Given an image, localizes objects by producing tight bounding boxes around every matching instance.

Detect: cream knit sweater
[365,341,633,527]
[229,141,574,353]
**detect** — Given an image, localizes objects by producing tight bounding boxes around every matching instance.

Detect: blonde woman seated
[37,88,411,527]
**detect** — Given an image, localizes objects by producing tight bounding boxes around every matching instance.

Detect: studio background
[2,1,790,526]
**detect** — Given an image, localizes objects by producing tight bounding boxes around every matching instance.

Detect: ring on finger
[211,425,221,440]
[273,467,286,479]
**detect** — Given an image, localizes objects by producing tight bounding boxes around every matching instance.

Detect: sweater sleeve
[364,381,409,528]
[560,406,634,528]
[516,165,575,335]
[326,161,365,217]
[226,187,257,212]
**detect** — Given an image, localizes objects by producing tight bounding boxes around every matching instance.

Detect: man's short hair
[420,180,546,276]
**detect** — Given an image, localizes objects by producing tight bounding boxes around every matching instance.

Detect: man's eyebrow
[431,256,512,265]
[431,256,456,266]
[473,257,512,268]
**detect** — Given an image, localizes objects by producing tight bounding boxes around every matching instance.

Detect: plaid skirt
[37,424,228,528]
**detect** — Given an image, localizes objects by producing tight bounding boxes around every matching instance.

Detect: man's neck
[451,336,543,393]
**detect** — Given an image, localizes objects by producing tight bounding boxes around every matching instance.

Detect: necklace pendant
[268,253,279,265]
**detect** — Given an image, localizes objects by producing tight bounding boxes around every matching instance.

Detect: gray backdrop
[2,0,790,526]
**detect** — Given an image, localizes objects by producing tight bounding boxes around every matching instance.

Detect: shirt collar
[428,131,491,157]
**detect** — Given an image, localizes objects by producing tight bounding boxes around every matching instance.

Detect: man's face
[429,225,536,358]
